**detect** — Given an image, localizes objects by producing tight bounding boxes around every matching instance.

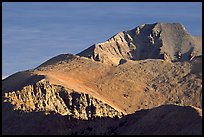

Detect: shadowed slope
[114,104,202,135]
[2,104,202,135]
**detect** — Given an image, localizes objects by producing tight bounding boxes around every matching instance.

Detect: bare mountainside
[2,23,202,135]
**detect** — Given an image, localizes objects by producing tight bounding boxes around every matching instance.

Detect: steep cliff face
[3,79,123,120]
[78,23,202,65]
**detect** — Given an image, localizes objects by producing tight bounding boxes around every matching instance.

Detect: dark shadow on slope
[189,55,202,75]
[2,71,45,93]
[77,45,96,58]
[118,59,127,65]
[2,104,202,135]
[36,54,77,69]
[127,23,164,61]
[114,105,202,135]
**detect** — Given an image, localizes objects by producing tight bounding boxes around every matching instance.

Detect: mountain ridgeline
[78,23,202,65]
[2,23,202,135]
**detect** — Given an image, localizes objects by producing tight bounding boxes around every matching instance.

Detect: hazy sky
[2,2,202,79]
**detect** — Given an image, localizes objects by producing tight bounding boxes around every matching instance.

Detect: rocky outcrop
[78,23,202,65]
[3,79,123,120]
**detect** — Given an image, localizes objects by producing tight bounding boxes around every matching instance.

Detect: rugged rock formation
[3,79,122,120]
[78,23,202,65]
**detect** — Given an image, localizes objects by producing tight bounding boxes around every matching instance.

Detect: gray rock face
[78,23,202,65]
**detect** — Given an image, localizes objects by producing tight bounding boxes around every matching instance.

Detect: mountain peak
[78,23,202,65]
[2,22,202,135]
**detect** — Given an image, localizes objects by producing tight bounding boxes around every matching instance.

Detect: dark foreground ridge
[2,104,202,135]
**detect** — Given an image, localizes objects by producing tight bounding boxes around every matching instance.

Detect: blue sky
[2,2,202,79]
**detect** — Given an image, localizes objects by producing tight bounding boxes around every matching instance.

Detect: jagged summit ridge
[78,23,202,65]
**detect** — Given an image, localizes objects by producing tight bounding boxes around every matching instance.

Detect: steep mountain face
[3,79,122,119]
[78,23,202,65]
[2,23,202,135]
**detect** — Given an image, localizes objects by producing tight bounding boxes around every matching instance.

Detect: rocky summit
[2,23,202,135]
[78,23,202,64]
